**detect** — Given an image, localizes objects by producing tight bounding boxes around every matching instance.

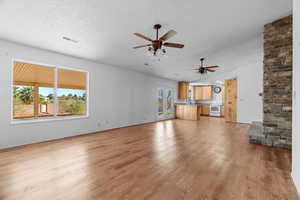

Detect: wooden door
[224,79,237,122]
[178,82,189,100]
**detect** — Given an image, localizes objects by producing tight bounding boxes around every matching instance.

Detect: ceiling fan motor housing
[152,40,163,50]
[153,24,162,30]
[200,68,206,74]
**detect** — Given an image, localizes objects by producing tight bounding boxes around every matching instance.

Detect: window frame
[11,59,90,125]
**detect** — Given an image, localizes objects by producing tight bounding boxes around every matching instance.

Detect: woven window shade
[13,61,87,90]
[13,61,54,87]
[58,69,86,90]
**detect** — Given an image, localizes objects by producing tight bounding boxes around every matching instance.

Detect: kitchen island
[175,103,224,120]
[175,104,202,120]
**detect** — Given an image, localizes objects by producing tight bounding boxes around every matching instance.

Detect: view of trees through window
[57,89,87,116]
[13,86,34,119]
[13,61,88,120]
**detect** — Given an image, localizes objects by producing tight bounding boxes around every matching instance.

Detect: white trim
[11,58,90,124]
[54,67,58,117]
[292,172,300,198]
[11,115,90,125]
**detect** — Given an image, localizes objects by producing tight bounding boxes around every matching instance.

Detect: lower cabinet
[201,105,210,116]
[176,105,200,120]
[176,104,224,119]
[220,105,225,117]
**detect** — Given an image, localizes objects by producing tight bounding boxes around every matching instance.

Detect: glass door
[157,88,174,120]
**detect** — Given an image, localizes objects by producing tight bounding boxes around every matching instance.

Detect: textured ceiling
[0,0,292,80]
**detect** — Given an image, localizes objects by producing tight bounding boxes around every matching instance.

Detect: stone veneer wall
[263,15,293,149]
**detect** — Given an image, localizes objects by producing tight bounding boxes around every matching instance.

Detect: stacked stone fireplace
[249,15,293,149]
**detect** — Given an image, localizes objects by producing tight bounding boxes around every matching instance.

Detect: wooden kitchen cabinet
[176,105,200,120]
[176,105,184,119]
[178,82,189,100]
[202,86,212,100]
[201,105,210,116]
[193,86,203,100]
[193,86,212,100]
[220,105,225,117]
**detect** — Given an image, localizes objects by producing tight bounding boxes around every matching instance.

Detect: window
[12,61,88,121]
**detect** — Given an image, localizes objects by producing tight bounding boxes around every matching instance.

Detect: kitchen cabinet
[220,105,225,117]
[176,105,184,119]
[201,105,210,116]
[193,86,202,100]
[193,86,212,100]
[178,82,189,100]
[176,105,200,120]
[202,86,212,100]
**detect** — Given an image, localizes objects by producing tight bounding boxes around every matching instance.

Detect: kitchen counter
[175,104,201,120]
[175,103,224,119]
[175,102,223,106]
[175,103,200,106]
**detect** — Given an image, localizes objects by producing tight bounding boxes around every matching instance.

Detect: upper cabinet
[178,82,189,100]
[202,86,212,100]
[193,86,203,100]
[193,86,212,100]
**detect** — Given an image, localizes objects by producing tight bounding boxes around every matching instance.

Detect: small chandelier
[147,47,166,61]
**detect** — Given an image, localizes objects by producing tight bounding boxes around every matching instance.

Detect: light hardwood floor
[0,117,298,200]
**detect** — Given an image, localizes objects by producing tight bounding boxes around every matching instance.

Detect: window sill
[10,115,89,125]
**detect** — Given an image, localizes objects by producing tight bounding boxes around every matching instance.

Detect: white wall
[221,63,263,124]
[292,0,300,194]
[0,39,177,149]
[199,38,263,124]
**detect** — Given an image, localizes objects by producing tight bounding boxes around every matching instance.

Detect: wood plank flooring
[0,117,298,200]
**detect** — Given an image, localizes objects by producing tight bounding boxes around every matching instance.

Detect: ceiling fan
[133,24,184,56]
[193,58,220,74]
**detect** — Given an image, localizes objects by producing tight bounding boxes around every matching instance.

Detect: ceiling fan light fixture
[147,47,166,59]
[133,24,184,58]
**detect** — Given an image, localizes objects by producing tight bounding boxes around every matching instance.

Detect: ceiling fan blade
[207,69,216,72]
[159,30,177,41]
[133,44,152,49]
[163,42,184,48]
[133,33,153,42]
[206,65,220,68]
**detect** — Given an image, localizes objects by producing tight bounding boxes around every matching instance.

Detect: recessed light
[62,36,79,43]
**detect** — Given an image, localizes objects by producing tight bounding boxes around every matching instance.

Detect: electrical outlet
[97,122,101,127]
